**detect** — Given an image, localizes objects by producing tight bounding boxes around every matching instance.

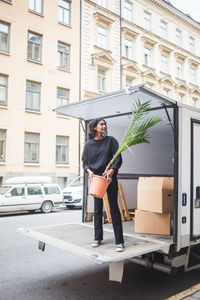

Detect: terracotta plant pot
[89,175,110,198]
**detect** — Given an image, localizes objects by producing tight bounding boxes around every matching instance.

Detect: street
[0,208,200,300]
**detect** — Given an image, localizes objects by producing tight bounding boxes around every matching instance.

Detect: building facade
[81,0,200,107]
[1,0,200,186]
[0,0,80,187]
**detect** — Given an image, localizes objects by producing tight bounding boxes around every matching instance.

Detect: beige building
[81,0,200,107]
[0,0,80,186]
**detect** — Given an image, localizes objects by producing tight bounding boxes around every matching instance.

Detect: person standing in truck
[82,118,124,252]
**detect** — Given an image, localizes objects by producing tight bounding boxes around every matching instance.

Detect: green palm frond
[109,100,162,167]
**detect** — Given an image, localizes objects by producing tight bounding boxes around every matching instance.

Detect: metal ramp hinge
[38,241,46,251]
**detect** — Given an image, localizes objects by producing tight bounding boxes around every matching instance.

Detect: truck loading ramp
[19,222,173,282]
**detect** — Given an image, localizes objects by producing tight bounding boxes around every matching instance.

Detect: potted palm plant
[89,100,162,198]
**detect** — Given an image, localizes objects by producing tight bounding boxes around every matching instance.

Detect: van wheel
[41,201,53,213]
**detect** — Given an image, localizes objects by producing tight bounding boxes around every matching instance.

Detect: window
[178,94,184,103]
[190,67,196,84]
[176,61,183,79]
[161,54,168,73]
[176,29,182,47]
[58,0,71,26]
[27,186,42,195]
[144,47,151,67]
[57,42,70,70]
[126,76,133,87]
[160,20,167,39]
[0,74,8,106]
[0,129,6,162]
[10,187,25,197]
[57,87,69,107]
[56,136,69,164]
[192,98,197,107]
[124,38,133,59]
[98,67,106,92]
[26,80,41,111]
[144,11,151,31]
[24,132,39,163]
[97,25,107,49]
[0,22,10,53]
[189,37,195,53]
[29,0,43,14]
[27,31,42,62]
[124,0,132,22]
[44,186,60,195]
[97,0,106,8]
[163,88,169,96]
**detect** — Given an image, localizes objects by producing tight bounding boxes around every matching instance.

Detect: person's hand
[102,169,114,182]
[87,169,94,180]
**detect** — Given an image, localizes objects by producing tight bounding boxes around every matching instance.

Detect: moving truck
[19,85,200,282]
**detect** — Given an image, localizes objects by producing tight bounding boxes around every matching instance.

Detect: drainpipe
[120,0,122,89]
[78,0,82,177]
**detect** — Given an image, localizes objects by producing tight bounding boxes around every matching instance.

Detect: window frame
[26,80,41,112]
[97,67,106,92]
[144,46,152,67]
[161,54,168,73]
[0,74,8,106]
[126,76,133,87]
[58,0,71,26]
[124,0,133,22]
[0,129,6,162]
[0,21,10,54]
[189,36,195,53]
[24,132,40,163]
[56,135,69,164]
[56,87,69,107]
[27,31,42,63]
[190,67,196,84]
[57,41,70,70]
[160,20,167,39]
[176,29,182,47]
[176,60,183,79]
[97,25,107,49]
[144,10,151,31]
[28,0,43,15]
[124,37,133,59]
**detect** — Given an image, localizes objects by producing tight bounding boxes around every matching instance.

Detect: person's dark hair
[88,118,107,139]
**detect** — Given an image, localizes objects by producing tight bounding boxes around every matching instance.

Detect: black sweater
[82,136,122,175]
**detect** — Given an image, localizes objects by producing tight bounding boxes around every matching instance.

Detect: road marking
[166,283,200,300]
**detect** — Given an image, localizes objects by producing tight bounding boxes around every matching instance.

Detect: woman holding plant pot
[82,118,124,252]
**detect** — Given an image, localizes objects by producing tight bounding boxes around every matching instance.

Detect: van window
[27,186,42,195]
[44,186,60,195]
[10,187,25,197]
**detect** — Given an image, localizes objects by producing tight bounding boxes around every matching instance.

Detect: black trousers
[94,176,124,244]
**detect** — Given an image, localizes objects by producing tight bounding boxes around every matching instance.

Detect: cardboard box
[135,209,171,235]
[137,177,174,213]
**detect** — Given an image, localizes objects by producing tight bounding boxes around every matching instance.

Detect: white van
[0,177,64,213]
[63,176,83,209]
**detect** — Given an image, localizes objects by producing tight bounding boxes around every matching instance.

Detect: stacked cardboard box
[135,177,174,235]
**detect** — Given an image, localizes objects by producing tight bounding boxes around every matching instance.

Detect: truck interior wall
[86,109,174,213]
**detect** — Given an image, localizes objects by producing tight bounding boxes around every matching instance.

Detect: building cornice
[121,27,139,39]
[93,12,115,27]
[148,0,200,31]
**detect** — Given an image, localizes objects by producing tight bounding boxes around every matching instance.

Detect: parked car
[0,178,64,214]
[63,176,83,209]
